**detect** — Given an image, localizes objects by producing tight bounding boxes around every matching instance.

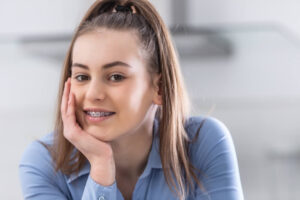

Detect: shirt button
[98,196,105,200]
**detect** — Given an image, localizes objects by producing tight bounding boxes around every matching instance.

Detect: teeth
[87,111,113,117]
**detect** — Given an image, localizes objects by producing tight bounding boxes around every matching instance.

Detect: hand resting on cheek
[61,77,116,186]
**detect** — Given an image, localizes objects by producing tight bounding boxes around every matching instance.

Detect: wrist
[90,159,116,186]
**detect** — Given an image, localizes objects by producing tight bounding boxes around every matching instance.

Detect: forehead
[72,29,143,66]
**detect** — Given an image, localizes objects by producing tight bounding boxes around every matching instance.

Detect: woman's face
[70,28,160,142]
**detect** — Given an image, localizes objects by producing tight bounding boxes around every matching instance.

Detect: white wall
[3,0,300,38]
[0,0,93,37]
[0,0,171,37]
[187,0,300,38]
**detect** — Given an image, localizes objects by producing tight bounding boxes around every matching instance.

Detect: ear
[152,73,162,105]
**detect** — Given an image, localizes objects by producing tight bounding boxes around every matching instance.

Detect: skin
[61,28,162,198]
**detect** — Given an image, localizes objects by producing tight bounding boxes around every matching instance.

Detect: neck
[111,107,157,178]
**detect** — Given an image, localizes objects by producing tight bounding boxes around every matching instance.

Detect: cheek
[123,84,141,104]
[70,85,85,106]
[116,82,153,112]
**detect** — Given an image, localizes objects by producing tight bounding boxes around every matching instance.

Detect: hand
[61,78,116,186]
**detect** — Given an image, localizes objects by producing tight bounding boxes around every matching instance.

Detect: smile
[84,110,116,123]
[85,111,115,117]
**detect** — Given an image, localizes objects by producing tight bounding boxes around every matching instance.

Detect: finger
[64,92,83,141]
[61,78,70,119]
[66,91,77,124]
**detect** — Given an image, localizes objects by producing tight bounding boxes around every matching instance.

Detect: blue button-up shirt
[19,116,244,199]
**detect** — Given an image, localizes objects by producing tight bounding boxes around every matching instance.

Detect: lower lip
[85,112,115,123]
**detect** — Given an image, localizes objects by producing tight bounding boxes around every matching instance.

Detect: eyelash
[74,74,89,82]
[74,74,126,82]
[109,74,125,81]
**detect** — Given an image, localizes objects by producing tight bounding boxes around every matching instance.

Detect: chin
[84,126,113,142]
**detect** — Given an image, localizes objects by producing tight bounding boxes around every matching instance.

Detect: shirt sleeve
[82,176,118,200]
[188,117,244,200]
[19,140,119,200]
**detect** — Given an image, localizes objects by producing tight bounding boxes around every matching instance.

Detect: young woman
[19,0,244,199]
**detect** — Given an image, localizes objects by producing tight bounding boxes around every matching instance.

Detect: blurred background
[1,0,300,199]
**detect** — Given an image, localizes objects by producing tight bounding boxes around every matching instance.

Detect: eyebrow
[71,61,132,70]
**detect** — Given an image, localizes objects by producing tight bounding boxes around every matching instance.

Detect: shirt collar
[66,160,90,183]
[66,118,162,183]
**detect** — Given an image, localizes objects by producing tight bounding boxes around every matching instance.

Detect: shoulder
[185,116,230,142]
[19,132,64,185]
[185,116,244,198]
[19,133,73,198]
[185,116,235,170]
[20,132,55,168]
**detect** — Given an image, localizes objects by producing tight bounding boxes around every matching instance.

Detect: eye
[109,74,125,82]
[75,74,89,82]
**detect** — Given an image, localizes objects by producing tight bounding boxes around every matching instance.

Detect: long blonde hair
[51,0,202,199]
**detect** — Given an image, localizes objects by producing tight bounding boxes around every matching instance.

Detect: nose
[85,79,106,102]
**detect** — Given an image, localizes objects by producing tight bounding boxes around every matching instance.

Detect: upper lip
[84,108,115,113]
